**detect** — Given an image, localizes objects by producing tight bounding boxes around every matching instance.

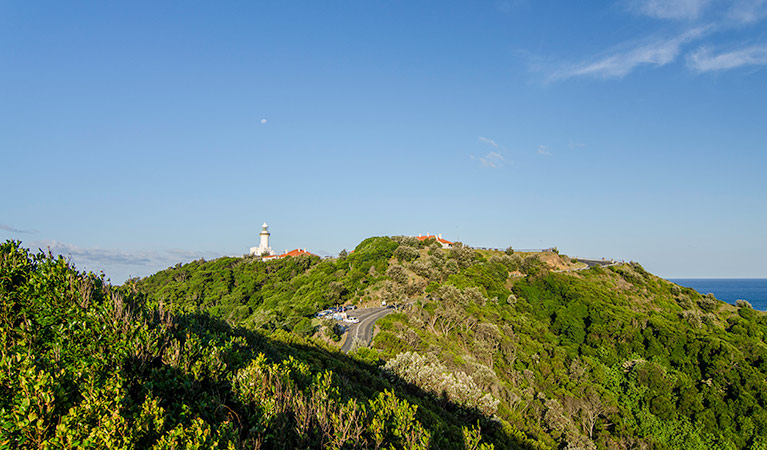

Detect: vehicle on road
[344,316,359,324]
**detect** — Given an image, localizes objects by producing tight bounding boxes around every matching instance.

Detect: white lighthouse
[249,222,275,256]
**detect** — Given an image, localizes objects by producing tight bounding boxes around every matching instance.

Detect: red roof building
[263,248,317,260]
[415,233,453,248]
[280,248,316,258]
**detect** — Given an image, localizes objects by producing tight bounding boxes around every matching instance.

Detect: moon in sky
[260,118,267,124]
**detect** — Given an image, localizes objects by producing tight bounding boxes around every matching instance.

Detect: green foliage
[130,237,406,334]
[699,293,720,312]
[8,235,767,450]
[463,423,495,450]
[393,244,420,262]
[0,240,502,449]
[379,257,767,449]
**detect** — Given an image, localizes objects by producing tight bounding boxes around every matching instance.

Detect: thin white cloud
[474,151,506,168]
[478,136,499,148]
[0,224,38,234]
[628,0,711,20]
[550,27,710,80]
[28,240,222,282]
[37,240,157,266]
[537,145,552,156]
[569,139,586,150]
[688,44,767,71]
[728,0,767,23]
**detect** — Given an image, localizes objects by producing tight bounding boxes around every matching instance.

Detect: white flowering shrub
[383,351,499,415]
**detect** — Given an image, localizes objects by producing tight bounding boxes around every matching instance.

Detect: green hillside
[4,236,767,449]
[0,240,506,449]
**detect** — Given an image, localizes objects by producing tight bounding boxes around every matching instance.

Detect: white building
[249,222,275,256]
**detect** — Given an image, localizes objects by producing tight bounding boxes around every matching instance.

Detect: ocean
[668,279,767,312]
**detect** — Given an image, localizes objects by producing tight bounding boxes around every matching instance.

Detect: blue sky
[1,1,766,282]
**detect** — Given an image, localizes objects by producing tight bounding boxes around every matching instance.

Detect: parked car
[344,316,359,324]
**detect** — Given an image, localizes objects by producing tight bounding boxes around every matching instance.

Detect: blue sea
[668,279,767,311]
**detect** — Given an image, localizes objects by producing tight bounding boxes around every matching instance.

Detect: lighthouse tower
[249,222,275,256]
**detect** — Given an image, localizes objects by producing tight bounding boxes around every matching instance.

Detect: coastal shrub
[699,293,719,312]
[0,241,483,449]
[386,264,409,285]
[383,351,499,415]
[521,255,545,276]
[676,296,694,309]
[410,259,433,279]
[394,244,420,262]
[736,299,753,309]
[449,243,477,269]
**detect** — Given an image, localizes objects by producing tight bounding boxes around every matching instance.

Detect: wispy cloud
[728,0,767,23]
[688,44,767,71]
[39,240,157,266]
[477,151,506,168]
[628,0,711,20]
[473,136,508,168]
[628,0,767,25]
[30,240,222,280]
[537,145,552,156]
[569,139,586,150]
[0,224,38,234]
[550,27,710,80]
[478,136,499,148]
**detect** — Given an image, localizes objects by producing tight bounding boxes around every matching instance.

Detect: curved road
[340,307,393,353]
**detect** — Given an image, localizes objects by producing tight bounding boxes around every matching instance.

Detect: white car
[344,316,360,324]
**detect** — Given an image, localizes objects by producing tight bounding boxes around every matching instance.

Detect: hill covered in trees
[4,237,767,449]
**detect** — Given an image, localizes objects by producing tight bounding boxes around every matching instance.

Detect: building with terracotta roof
[262,248,316,261]
[415,233,453,249]
[277,248,316,258]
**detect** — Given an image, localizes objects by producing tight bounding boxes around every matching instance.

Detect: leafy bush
[0,241,504,449]
[383,352,499,415]
[699,293,719,312]
[736,299,753,309]
[393,244,420,262]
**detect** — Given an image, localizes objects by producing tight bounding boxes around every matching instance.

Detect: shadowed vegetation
[5,235,767,449]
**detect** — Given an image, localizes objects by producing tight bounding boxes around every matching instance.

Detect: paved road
[576,258,612,268]
[340,307,393,353]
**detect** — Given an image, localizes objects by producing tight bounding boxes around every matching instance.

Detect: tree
[474,322,501,367]
[578,388,607,439]
[386,264,408,285]
[736,299,752,309]
[326,281,345,303]
[394,245,420,262]
[449,243,477,269]
[521,255,544,275]
[699,293,718,312]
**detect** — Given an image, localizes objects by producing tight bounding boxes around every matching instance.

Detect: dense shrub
[0,241,500,449]
[383,352,499,415]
